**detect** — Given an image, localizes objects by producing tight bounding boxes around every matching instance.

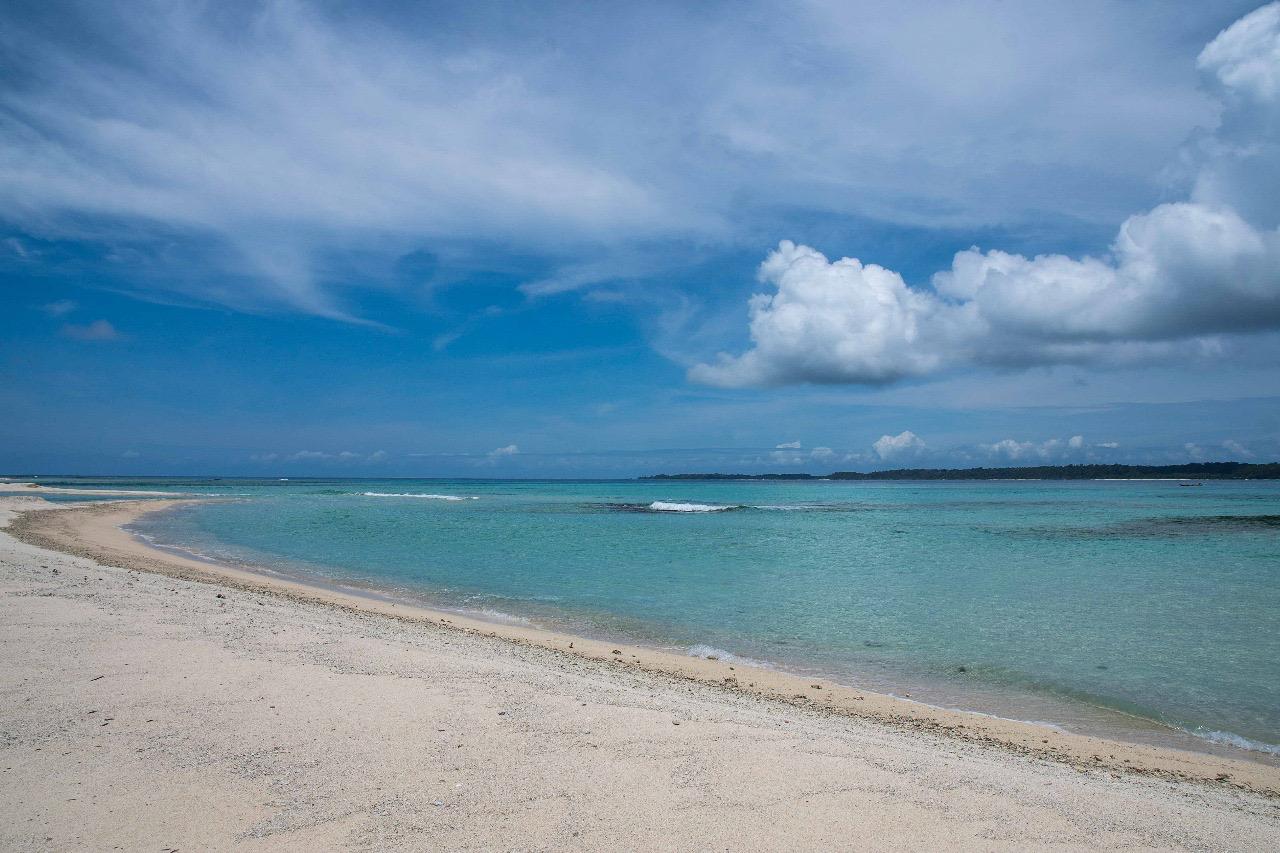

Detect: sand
[0,482,194,497]
[1,496,1277,850]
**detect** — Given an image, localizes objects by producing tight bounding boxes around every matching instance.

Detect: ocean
[21,476,1280,760]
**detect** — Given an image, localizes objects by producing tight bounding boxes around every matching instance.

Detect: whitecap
[648,501,738,513]
[361,492,478,501]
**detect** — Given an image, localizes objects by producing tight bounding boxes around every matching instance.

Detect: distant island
[641,462,1280,481]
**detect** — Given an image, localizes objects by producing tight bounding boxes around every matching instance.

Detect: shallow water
[24,476,1280,759]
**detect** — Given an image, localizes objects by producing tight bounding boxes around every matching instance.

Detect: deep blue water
[16,476,1280,758]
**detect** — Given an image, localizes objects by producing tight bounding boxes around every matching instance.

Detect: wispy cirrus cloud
[0,1,1234,321]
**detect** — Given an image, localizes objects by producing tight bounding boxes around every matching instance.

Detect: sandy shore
[0,482,194,497]
[2,497,1277,849]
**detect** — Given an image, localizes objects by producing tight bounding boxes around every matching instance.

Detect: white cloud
[980,434,1115,462]
[0,2,1237,318]
[1197,3,1280,102]
[488,444,520,458]
[937,203,1280,344]
[288,450,332,461]
[982,438,1083,461]
[60,319,123,342]
[872,430,927,460]
[281,449,384,463]
[690,242,957,386]
[809,446,835,460]
[1223,438,1255,458]
[692,4,1280,388]
[39,299,77,317]
[775,441,801,449]
[0,3,675,319]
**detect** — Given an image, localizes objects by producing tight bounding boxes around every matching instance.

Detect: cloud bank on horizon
[692,3,1280,387]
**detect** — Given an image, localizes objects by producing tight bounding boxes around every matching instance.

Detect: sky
[2,0,1280,476]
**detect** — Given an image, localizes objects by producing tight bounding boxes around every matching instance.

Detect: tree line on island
[641,462,1280,481]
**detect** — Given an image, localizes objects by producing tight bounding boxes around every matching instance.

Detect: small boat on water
[1179,482,1203,487]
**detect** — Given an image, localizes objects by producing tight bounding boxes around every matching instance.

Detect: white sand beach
[1,496,1277,850]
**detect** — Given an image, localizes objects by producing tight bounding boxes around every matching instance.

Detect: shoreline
[8,496,1279,797]
[117,500,1280,764]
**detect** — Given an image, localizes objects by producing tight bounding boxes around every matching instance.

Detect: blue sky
[3,0,1280,476]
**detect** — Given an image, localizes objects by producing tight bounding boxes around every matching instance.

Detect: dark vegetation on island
[641,462,1280,481]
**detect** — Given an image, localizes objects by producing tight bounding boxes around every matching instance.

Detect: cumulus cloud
[690,243,961,386]
[983,438,1066,462]
[60,319,123,341]
[692,4,1280,387]
[288,450,332,461]
[470,443,522,467]
[1198,3,1280,104]
[775,441,802,449]
[1222,438,1255,458]
[981,434,1116,462]
[872,430,927,460]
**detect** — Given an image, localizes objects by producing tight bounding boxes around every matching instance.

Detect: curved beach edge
[7,496,1278,799]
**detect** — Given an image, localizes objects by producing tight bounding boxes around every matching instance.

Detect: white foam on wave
[648,501,738,513]
[1187,727,1280,756]
[361,492,478,501]
[452,607,533,626]
[686,644,770,668]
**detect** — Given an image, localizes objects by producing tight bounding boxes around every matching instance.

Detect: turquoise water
[21,476,1280,758]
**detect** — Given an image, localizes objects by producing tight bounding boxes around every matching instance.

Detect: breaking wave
[686,644,771,668]
[599,500,866,514]
[648,501,739,513]
[1186,727,1280,756]
[600,501,742,513]
[361,492,478,501]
